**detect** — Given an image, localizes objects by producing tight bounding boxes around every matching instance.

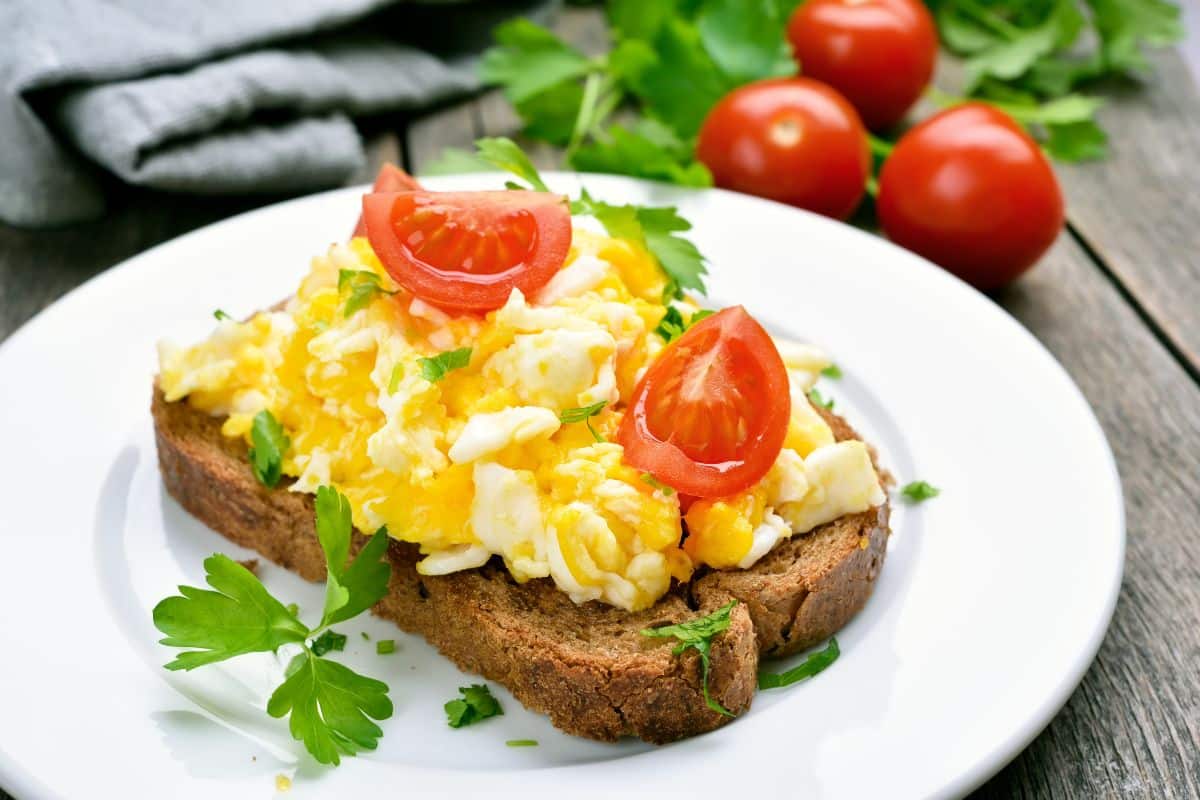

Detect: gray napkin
[0,0,544,228]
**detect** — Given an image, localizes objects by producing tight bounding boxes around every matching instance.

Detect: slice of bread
[152,386,890,743]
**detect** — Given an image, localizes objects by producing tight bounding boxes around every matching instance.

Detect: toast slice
[152,387,890,743]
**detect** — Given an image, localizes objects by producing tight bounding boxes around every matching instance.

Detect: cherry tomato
[786,0,938,132]
[352,163,423,238]
[618,306,791,498]
[696,77,869,219]
[363,190,571,313]
[877,103,1064,290]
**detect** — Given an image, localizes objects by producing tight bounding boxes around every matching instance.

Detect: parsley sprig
[418,347,472,382]
[152,486,394,766]
[445,684,504,728]
[338,269,396,317]
[900,480,941,503]
[641,600,738,716]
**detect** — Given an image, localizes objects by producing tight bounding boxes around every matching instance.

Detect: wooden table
[2,7,1197,798]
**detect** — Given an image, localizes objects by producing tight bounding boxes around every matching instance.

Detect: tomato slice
[351,163,423,238]
[363,190,571,313]
[618,306,791,497]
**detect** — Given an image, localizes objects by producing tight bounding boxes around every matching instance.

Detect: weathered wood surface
[2,5,1199,798]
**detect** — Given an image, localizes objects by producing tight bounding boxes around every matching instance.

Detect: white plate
[0,174,1123,800]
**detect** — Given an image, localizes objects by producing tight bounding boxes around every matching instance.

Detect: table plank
[1055,50,1200,380]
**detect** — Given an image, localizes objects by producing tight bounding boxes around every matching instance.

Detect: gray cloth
[0,0,541,228]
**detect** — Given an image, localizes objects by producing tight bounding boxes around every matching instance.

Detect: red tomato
[363,190,571,313]
[352,163,423,238]
[696,77,870,219]
[786,0,938,132]
[618,306,791,498]
[877,103,1064,290]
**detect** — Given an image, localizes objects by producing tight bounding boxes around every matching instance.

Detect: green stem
[566,72,604,159]
[867,133,895,158]
[954,0,1024,41]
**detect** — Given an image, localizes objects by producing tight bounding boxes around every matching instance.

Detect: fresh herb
[388,363,404,394]
[807,387,834,410]
[152,486,394,766]
[640,473,675,496]
[361,631,370,641]
[900,480,941,503]
[445,684,504,728]
[248,410,289,488]
[758,637,840,689]
[820,364,843,379]
[338,269,395,317]
[474,137,550,192]
[376,639,396,655]
[311,630,347,657]
[213,309,233,321]
[506,739,539,747]
[641,600,738,716]
[559,400,607,443]
[286,603,299,617]
[418,347,472,382]
[654,305,715,343]
[572,188,708,298]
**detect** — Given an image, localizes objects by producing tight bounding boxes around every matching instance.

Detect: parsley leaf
[1089,0,1183,73]
[900,480,941,503]
[641,600,738,716]
[152,554,308,670]
[376,639,396,655]
[338,269,394,317]
[213,309,232,321]
[267,651,392,766]
[622,19,732,138]
[421,147,491,176]
[474,137,550,192]
[654,305,715,343]
[314,486,393,628]
[479,20,592,105]
[820,364,843,379]
[445,684,504,728]
[696,0,796,84]
[311,630,347,657]
[572,189,708,297]
[418,347,473,382]
[807,387,834,410]
[758,637,840,689]
[570,122,713,187]
[248,410,289,488]
[559,400,607,442]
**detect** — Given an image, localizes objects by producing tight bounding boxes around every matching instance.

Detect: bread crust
[151,387,889,743]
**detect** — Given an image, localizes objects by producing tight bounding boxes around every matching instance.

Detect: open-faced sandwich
[151,142,890,761]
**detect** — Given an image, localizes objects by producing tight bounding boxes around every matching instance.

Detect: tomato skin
[877,103,1064,290]
[696,77,870,220]
[786,0,938,132]
[352,163,422,238]
[363,190,571,313]
[618,306,791,498]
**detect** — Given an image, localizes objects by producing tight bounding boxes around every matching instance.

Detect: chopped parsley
[213,309,233,321]
[338,269,395,317]
[641,600,737,716]
[640,473,675,496]
[152,486,394,766]
[559,400,607,442]
[418,347,472,382]
[445,684,504,728]
[310,630,347,657]
[247,410,289,488]
[654,306,715,343]
[807,387,834,410]
[376,640,396,655]
[820,363,843,379]
[900,481,941,503]
[286,603,299,617]
[758,637,840,689]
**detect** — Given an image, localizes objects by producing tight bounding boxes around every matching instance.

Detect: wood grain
[1054,50,1200,380]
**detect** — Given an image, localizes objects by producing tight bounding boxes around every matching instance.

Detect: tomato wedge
[618,306,791,498]
[363,190,571,313]
[352,163,423,238]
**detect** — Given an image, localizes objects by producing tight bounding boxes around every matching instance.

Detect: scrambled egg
[158,229,884,611]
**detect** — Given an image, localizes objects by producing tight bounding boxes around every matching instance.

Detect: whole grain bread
[152,387,889,743]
